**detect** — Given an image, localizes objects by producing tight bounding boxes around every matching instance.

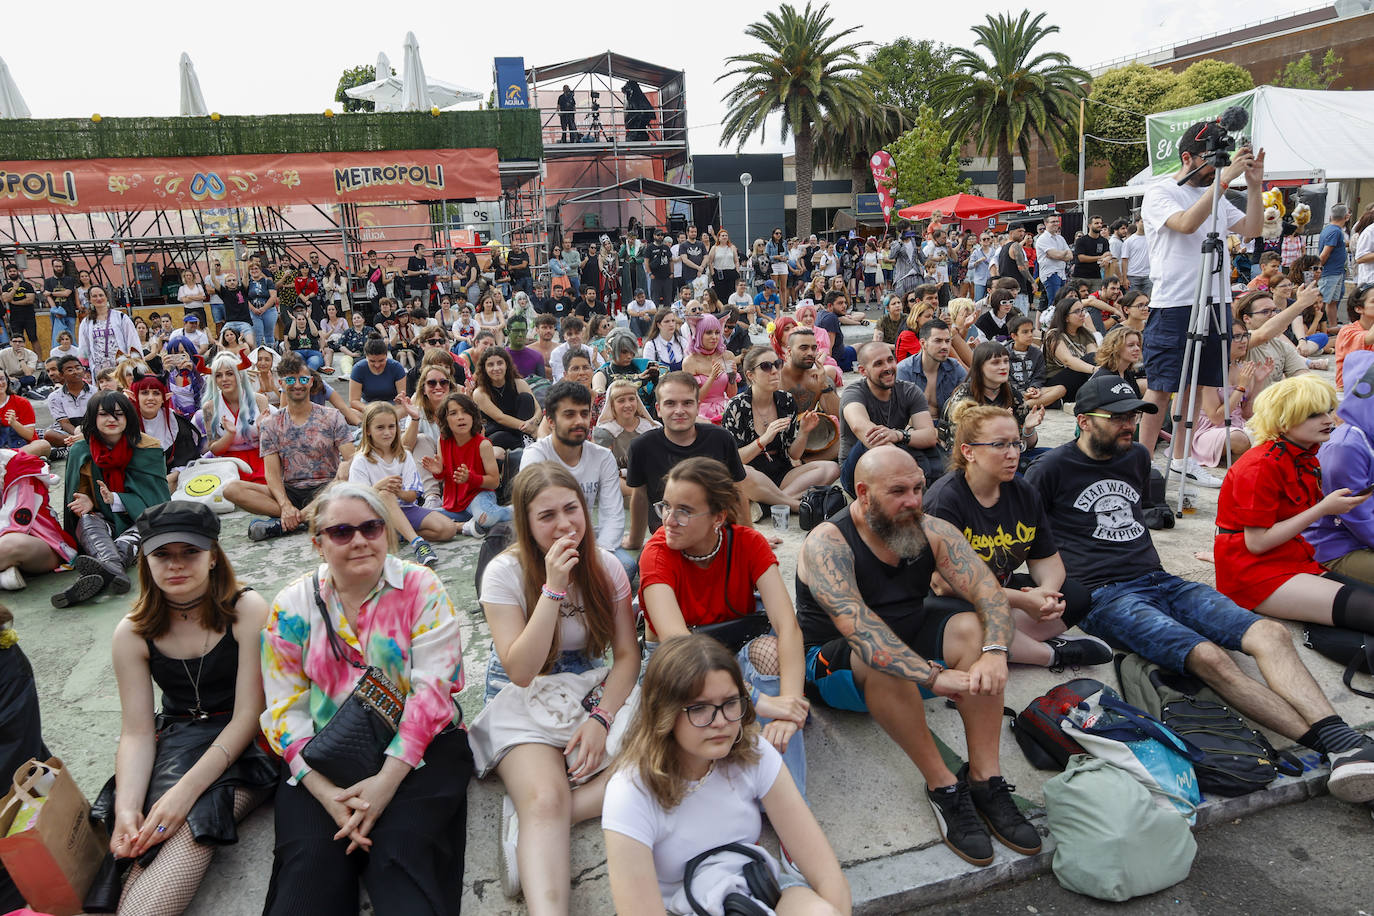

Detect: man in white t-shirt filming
[1138,121,1264,488]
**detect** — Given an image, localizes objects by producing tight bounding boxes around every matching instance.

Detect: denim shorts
[1081,570,1263,673]
[484,649,601,703]
[1318,273,1345,305]
[1142,304,1226,393]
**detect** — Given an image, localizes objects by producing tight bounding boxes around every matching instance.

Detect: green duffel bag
[1045,754,1197,902]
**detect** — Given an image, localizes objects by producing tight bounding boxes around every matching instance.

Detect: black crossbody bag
[300,574,406,787]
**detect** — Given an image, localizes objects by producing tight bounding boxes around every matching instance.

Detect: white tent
[178,52,209,117]
[344,41,482,112]
[0,56,31,118]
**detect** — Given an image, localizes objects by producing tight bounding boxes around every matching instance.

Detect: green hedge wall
[0,109,542,162]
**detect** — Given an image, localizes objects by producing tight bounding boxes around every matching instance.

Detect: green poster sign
[1146,90,1255,177]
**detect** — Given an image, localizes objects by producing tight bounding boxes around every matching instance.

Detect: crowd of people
[2,116,1374,916]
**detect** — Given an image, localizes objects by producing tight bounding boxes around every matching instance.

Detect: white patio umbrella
[344,42,481,112]
[178,52,209,117]
[0,57,31,118]
[399,32,429,111]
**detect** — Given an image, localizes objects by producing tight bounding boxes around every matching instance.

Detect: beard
[1086,423,1134,459]
[866,501,928,559]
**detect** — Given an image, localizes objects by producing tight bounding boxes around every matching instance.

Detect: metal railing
[538,105,688,146]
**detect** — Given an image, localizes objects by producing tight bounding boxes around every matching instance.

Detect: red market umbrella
[896,193,1027,222]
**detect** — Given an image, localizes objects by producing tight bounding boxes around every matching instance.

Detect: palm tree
[933,10,1088,202]
[814,103,912,200]
[718,2,874,238]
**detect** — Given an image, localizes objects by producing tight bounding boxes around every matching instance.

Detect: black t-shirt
[925,471,1057,585]
[724,325,752,355]
[626,424,746,529]
[41,276,75,317]
[219,287,253,323]
[838,378,929,460]
[406,256,430,292]
[1072,234,1109,279]
[998,243,1030,294]
[680,240,707,275]
[4,279,38,316]
[647,243,674,278]
[1023,441,1162,590]
[508,250,530,280]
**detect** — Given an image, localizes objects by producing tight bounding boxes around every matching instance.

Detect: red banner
[0,148,501,215]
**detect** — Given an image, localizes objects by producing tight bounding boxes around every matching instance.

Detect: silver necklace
[683,530,723,564]
[178,627,213,721]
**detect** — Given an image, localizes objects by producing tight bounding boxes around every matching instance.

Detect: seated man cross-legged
[1024,374,1374,803]
[796,445,1040,867]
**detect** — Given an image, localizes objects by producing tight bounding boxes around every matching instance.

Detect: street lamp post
[739,172,753,256]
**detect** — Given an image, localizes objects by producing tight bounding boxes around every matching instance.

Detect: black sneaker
[926,781,993,866]
[249,517,284,542]
[959,764,1042,855]
[1046,635,1114,672]
[1327,742,1374,804]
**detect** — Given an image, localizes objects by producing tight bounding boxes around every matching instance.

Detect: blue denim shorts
[1143,305,1226,393]
[484,649,601,703]
[1318,273,1345,305]
[1081,570,1263,673]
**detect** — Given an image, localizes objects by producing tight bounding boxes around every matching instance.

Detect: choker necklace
[683,530,723,563]
[682,759,716,797]
[168,594,206,621]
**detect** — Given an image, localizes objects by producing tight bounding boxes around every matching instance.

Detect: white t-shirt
[1120,233,1151,280]
[671,244,683,279]
[479,547,630,652]
[1141,180,1245,308]
[817,250,838,277]
[204,273,230,305]
[348,451,425,507]
[727,292,752,309]
[602,736,783,904]
[168,327,210,351]
[1357,222,1374,286]
[1109,234,1125,261]
[922,241,949,283]
[1034,232,1070,279]
[520,437,624,549]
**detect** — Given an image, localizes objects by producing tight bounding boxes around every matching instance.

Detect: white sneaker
[0,567,24,590]
[1170,457,1222,489]
[498,794,521,898]
[461,518,481,539]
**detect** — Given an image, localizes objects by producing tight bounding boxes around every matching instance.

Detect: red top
[0,395,37,442]
[639,523,777,636]
[1214,439,1325,609]
[895,329,923,363]
[437,433,488,513]
[294,276,320,299]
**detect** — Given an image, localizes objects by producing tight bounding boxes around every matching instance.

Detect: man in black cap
[996,223,1034,313]
[1025,375,1374,804]
[557,85,577,143]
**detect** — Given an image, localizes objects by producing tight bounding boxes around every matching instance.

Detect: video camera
[1196,106,1250,167]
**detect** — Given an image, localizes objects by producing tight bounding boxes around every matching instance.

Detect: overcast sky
[9,0,1268,155]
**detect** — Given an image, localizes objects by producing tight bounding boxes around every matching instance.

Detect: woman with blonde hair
[593,377,658,497]
[1215,374,1374,635]
[193,351,271,485]
[603,634,849,916]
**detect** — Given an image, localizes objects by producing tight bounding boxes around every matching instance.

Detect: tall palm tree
[718,2,874,238]
[933,10,1088,202]
[814,103,912,200]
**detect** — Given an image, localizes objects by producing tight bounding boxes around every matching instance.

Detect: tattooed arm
[923,515,1013,695]
[797,523,938,687]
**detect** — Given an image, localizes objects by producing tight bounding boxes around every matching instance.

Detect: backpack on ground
[1116,653,1302,796]
[1005,677,1109,770]
[1045,754,1197,902]
[1303,624,1374,700]
[798,484,846,531]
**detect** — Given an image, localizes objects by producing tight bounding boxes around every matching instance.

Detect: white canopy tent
[344,39,482,112]
[178,52,209,117]
[0,56,31,118]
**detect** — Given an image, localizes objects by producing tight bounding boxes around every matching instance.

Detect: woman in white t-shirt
[177,269,207,315]
[604,634,849,916]
[477,462,640,906]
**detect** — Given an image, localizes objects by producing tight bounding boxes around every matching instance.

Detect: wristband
[981,644,1010,655]
[591,705,614,727]
[1234,385,1246,393]
[589,713,610,731]
[540,584,567,601]
[922,661,945,689]
[210,743,232,765]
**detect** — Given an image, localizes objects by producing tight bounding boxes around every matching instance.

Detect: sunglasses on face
[320,518,388,545]
[425,338,445,345]
[425,378,452,388]
[282,376,311,387]
[751,359,784,372]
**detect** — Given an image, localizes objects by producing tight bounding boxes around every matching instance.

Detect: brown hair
[663,456,740,525]
[129,543,241,639]
[613,634,759,810]
[1095,325,1142,371]
[505,463,616,674]
[949,404,1016,472]
[1233,289,1273,321]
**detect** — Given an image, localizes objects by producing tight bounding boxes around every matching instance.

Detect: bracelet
[588,713,610,731]
[591,705,615,727]
[922,661,945,689]
[981,644,1010,655]
[540,584,567,601]
[209,743,231,765]
[1234,385,1247,393]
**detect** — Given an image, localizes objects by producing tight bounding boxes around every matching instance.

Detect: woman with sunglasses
[260,482,472,915]
[604,634,849,916]
[723,346,839,514]
[1042,289,1099,403]
[638,457,811,797]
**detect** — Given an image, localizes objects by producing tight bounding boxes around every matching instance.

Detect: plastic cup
[771,505,789,530]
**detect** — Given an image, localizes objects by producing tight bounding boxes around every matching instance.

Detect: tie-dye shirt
[260,556,465,784]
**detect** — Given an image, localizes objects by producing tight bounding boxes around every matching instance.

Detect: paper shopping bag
[0,758,109,916]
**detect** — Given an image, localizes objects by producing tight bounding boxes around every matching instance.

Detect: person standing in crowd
[557,84,577,142]
[766,227,791,311]
[644,231,674,307]
[1105,218,1131,280]
[997,224,1034,313]
[100,502,276,915]
[245,262,280,350]
[260,482,472,915]
[54,391,170,608]
[1318,204,1350,328]
[1353,205,1374,288]
[476,462,639,903]
[1034,214,1072,307]
[215,273,255,346]
[78,286,142,377]
[679,226,708,293]
[705,229,741,303]
[1119,216,1152,297]
[1072,216,1112,289]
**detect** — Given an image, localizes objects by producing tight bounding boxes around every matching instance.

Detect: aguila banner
[0,147,501,214]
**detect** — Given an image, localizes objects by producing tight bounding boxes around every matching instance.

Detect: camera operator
[557,84,576,143]
[1137,122,1264,489]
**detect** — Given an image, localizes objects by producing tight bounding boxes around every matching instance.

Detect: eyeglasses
[1068,308,1088,316]
[320,518,388,545]
[1085,411,1142,425]
[682,695,747,727]
[1248,308,1278,318]
[967,439,1026,453]
[425,378,452,388]
[1233,331,1252,341]
[751,359,784,372]
[281,376,311,387]
[425,338,445,345]
[653,501,711,527]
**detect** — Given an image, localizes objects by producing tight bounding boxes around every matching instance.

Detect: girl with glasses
[722,346,840,513]
[604,634,849,916]
[1042,288,1100,403]
[1233,288,1315,395]
[260,482,472,915]
[1192,318,1264,469]
[474,463,640,903]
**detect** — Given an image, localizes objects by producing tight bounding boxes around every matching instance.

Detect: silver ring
[156,824,166,833]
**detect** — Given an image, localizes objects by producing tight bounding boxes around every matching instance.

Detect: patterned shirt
[46,383,93,427]
[260,557,465,783]
[258,403,350,488]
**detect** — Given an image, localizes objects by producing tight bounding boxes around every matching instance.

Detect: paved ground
[11,358,1373,914]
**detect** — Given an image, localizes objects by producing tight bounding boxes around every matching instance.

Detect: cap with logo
[1073,375,1159,416]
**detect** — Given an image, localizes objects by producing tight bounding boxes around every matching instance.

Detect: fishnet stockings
[747,635,780,676]
[117,787,269,916]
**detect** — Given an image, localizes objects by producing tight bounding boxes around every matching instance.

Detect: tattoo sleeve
[799,525,934,685]
[924,516,1015,647]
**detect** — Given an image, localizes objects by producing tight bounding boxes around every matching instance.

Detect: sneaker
[1327,742,1374,804]
[411,539,438,568]
[498,794,521,898]
[48,445,69,462]
[248,517,284,542]
[0,567,25,590]
[1046,635,1114,673]
[926,781,993,866]
[960,765,1042,856]
[318,366,335,376]
[1170,457,1222,489]
[461,518,481,539]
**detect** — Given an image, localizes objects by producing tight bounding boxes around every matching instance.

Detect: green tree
[814,102,912,198]
[718,2,875,238]
[1078,63,1178,185]
[887,105,972,208]
[865,38,957,118]
[1274,50,1344,89]
[1156,59,1253,111]
[933,10,1088,202]
[336,64,379,113]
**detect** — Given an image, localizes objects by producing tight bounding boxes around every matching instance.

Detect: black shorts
[1143,304,1226,393]
[284,483,327,510]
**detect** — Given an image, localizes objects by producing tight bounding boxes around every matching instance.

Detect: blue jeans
[833,344,856,372]
[210,300,226,326]
[223,320,254,343]
[1318,272,1345,305]
[1042,273,1064,307]
[973,283,987,302]
[1082,570,1263,673]
[485,649,598,703]
[437,489,512,527]
[295,348,324,370]
[49,313,76,348]
[613,546,639,589]
[253,307,278,349]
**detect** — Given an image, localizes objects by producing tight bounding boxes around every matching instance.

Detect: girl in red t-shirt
[419,392,510,535]
[1215,375,1374,635]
